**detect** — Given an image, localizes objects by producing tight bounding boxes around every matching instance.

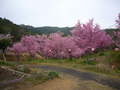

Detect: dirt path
[27,75,78,90]
[28,65,120,90]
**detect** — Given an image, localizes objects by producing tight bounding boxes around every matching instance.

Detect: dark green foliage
[0,60,4,64]
[0,39,12,52]
[0,17,33,42]
[19,24,74,35]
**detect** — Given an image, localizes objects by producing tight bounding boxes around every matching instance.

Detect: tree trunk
[3,51,7,64]
[101,48,104,55]
[68,52,72,60]
[16,55,19,63]
[86,52,89,67]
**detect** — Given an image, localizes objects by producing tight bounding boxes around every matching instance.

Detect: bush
[23,66,31,73]
[47,70,59,78]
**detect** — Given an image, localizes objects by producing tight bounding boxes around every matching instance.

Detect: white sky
[0,0,120,29]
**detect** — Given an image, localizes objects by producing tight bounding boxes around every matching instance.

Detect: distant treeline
[0,17,120,42]
[0,17,34,42]
[19,24,74,35]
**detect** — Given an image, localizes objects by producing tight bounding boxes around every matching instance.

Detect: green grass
[24,76,50,85]
[0,60,14,66]
[21,59,43,64]
[79,60,97,65]
[19,50,120,76]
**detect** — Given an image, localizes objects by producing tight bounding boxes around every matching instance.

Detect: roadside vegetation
[17,50,120,76]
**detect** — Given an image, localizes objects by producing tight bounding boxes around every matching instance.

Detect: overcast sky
[0,0,120,29]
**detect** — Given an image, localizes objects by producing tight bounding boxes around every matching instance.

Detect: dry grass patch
[76,80,115,90]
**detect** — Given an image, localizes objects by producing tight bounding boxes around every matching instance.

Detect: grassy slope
[19,50,120,76]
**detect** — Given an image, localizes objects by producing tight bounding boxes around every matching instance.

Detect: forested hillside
[0,17,120,42]
[19,24,74,35]
[0,17,34,42]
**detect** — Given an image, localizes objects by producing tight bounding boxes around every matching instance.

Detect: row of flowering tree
[7,13,120,63]
[8,20,112,62]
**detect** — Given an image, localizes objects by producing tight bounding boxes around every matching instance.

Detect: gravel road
[30,65,120,90]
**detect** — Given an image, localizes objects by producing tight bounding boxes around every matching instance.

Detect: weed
[47,70,59,78]
[23,66,31,73]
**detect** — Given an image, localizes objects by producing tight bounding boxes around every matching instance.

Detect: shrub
[47,70,59,78]
[23,66,31,73]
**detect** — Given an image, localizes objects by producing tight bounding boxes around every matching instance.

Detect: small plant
[0,60,4,65]
[23,66,31,73]
[47,70,59,78]
[79,60,97,65]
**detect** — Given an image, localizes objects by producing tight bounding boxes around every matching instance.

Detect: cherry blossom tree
[113,13,120,48]
[113,31,120,48]
[20,35,39,59]
[0,33,13,40]
[97,31,112,54]
[44,32,83,59]
[44,32,64,59]
[36,34,48,58]
[8,42,27,63]
[62,36,84,59]
[116,13,120,29]
[71,19,106,65]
